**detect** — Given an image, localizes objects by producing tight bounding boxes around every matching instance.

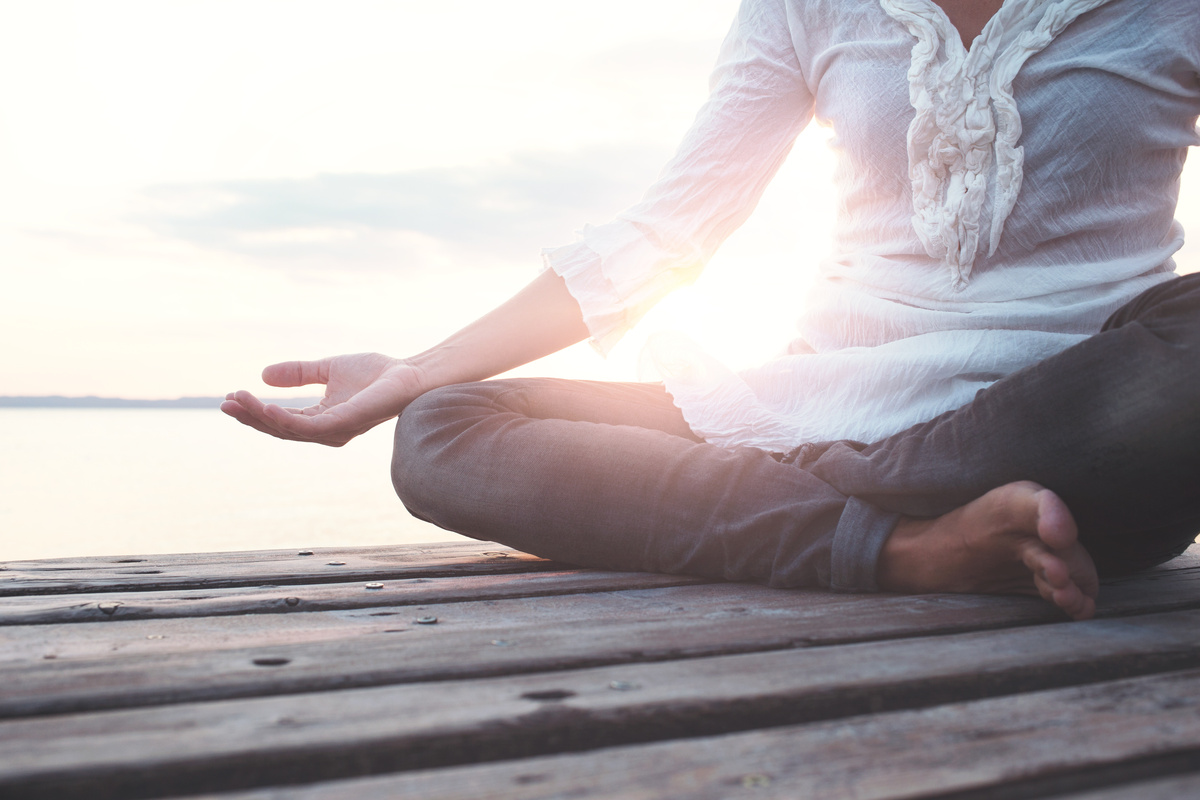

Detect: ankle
[876,515,937,593]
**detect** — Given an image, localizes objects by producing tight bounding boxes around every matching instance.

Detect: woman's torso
[661,0,1200,449]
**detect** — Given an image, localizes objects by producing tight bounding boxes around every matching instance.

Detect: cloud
[141,144,672,273]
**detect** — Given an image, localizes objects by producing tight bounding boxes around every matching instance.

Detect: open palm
[221,352,429,447]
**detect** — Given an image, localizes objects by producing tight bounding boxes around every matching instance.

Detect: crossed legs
[392,274,1200,619]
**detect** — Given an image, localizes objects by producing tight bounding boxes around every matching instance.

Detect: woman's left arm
[543,0,815,355]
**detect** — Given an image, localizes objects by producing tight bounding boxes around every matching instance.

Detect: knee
[392,385,450,460]
[1105,273,1200,352]
[390,384,484,521]
[1101,277,1200,409]
[391,390,434,515]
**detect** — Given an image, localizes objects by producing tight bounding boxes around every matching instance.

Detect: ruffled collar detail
[880,0,1112,289]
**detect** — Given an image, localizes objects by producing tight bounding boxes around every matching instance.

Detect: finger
[230,392,308,439]
[270,404,318,415]
[227,390,330,440]
[262,359,331,389]
[258,404,362,446]
[260,402,326,436]
[232,390,271,417]
[221,400,274,433]
[295,402,330,416]
[224,392,354,445]
[263,401,366,438]
[220,400,306,442]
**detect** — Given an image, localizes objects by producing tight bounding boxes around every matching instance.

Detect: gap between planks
[2,567,1200,718]
[4,634,1200,800]
[177,668,1200,800]
[2,548,1198,627]
[3,542,1195,598]
[0,570,707,626]
[0,542,563,596]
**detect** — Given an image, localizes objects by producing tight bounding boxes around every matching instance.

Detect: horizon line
[0,395,324,409]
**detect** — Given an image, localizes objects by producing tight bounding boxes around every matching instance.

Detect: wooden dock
[2,541,1200,799]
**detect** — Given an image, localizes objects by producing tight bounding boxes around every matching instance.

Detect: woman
[223,0,1200,621]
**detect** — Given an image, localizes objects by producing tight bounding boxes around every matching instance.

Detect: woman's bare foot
[877,481,1099,620]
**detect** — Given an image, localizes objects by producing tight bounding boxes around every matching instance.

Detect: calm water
[0,409,464,562]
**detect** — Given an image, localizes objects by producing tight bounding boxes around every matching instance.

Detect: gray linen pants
[391,274,1200,591]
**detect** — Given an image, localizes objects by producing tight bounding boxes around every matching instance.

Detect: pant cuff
[830,497,901,592]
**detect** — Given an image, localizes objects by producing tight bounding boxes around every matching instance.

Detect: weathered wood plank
[1052,773,1200,799]
[0,581,878,664]
[1,542,1194,598]
[6,545,1195,630]
[166,668,1200,800]
[1155,543,1199,570]
[2,610,1200,799]
[0,543,558,596]
[0,570,705,626]
[4,553,1199,665]
[4,564,1200,717]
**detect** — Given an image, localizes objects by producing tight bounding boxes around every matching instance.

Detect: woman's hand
[223,270,591,447]
[221,353,430,447]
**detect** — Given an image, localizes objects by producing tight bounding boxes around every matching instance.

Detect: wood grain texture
[2,543,1195,800]
[2,542,1193,598]
[1051,772,1200,799]
[1,610,1199,799]
[1149,543,1199,570]
[4,551,1198,664]
[4,565,1200,718]
[0,543,557,596]
[0,570,704,626]
[154,668,1200,800]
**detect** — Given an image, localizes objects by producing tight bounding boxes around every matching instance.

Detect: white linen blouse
[544,0,1200,451]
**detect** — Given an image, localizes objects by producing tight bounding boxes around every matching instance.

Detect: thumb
[262,359,331,388]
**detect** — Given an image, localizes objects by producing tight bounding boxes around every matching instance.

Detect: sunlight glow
[2,1,1197,398]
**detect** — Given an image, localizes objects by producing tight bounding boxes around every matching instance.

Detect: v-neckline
[924,0,1012,55]
[881,0,1113,286]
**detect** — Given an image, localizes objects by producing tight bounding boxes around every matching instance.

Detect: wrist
[403,344,473,395]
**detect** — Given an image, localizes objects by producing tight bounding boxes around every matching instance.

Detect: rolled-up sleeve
[543,0,815,354]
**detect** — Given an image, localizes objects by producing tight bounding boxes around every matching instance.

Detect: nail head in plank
[32,667,1200,800]
[0,543,560,596]
[0,570,706,626]
[2,543,1194,598]
[3,610,1200,799]
[6,567,1200,718]
[8,561,1200,666]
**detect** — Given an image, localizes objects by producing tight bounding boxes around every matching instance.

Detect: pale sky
[3,0,1199,399]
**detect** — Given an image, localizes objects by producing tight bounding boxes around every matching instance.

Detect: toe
[1052,583,1083,615]
[1033,489,1079,552]
[1020,543,1069,590]
[1068,546,1101,599]
[1051,582,1098,621]
[1033,572,1057,605]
